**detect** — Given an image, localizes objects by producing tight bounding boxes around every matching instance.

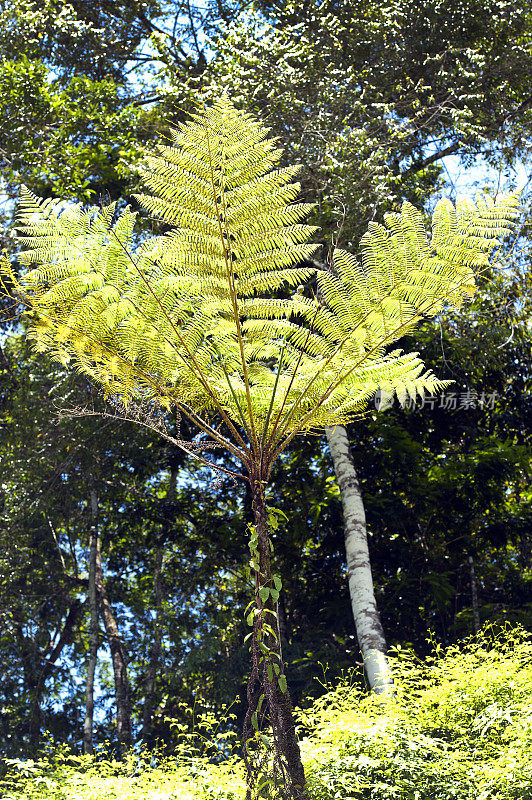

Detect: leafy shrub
[2,625,531,799]
[300,624,532,799]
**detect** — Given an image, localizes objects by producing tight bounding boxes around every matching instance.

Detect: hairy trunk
[83,486,100,754]
[243,475,308,800]
[468,555,480,635]
[278,592,288,651]
[94,514,132,755]
[325,425,393,694]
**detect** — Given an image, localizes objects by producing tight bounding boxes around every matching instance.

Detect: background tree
[198,0,532,241]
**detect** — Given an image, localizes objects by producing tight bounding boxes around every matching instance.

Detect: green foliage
[0,0,163,83]
[0,55,147,201]
[0,740,247,800]
[3,99,519,454]
[3,626,531,799]
[299,625,532,799]
[198,0,532,242]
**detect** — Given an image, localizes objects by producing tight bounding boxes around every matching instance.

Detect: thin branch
[131,94,165,108]
[63,404,249,486]
[45,513,67,572]
[402,140,462,176]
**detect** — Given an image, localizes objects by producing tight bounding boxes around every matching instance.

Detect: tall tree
[199,0,532,242]
[324,424,392,692]
[141,467,177,743]
[3,98,518,797]
[93,497,132,754]
[83,482,100,754]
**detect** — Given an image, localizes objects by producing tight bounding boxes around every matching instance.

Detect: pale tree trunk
[325,425,393,694]
[141,468,177,743]
[93,498,132,755]
[83,486,100,754]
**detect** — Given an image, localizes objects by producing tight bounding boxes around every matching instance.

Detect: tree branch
[402,141,462,176]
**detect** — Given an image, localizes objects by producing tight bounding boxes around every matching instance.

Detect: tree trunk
[244,475,308,800]
[83,486,100,755]
[141,469,176,743]
[141,538,164,743]
[28,678,42,754]
[325,424,393,694]
[16,600,83,752]
[94,510,132,755]
[468,555,480,635]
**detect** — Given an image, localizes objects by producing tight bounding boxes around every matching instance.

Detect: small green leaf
[278,674,287,693]
[251,712,259,731]
[259,586,270,602]
[271,588,280,602]
[263,623,278,640]
[257,693,265,714]
[257,778,271,794]
[267,664,273,681]
[273,576,282,591]
[244,600,255,616]
[274,663,280,676]
[247,612,254,626]
[268,515,278,531]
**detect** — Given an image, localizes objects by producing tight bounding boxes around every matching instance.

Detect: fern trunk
[325,425,393,694]
[244,476,308,800]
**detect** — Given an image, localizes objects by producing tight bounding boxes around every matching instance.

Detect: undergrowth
[1,625,531,799]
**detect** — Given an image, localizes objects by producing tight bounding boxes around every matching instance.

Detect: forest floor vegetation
[1,625,531,800]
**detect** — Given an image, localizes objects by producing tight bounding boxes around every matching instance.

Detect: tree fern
[1,96,519,800]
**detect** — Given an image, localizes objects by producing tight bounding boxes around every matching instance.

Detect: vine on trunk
[242,485,307,800]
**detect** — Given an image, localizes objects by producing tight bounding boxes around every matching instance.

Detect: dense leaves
[2,627,531,799]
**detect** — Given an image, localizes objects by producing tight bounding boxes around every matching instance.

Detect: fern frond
[10,98,519,468]
[314,193,519,355]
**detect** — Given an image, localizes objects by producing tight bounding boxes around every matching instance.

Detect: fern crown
[2,97,519,469]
